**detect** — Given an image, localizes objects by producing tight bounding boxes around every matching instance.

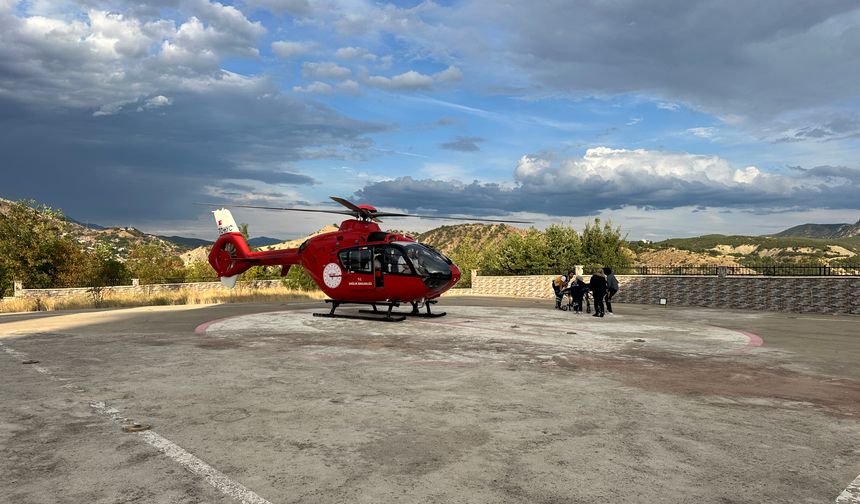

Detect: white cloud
[337,79,360,94]
[626,117,642,126]
[434,65,463,83]
[244,75,357,96]
[516,147,766,190]
[271,40,314,58]
[687,127,718,139]
[301,61,351,80]
[357,147,860,220]
[360,66,462,91]
[335,46,377,61]
[193,0,265,42]
[0,2,267,110]
[292,81,333,94]
[367,70,433,90]
[656,101,681,111]
[136,95,173,111]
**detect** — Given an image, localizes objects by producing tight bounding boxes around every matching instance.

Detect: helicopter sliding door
[371,246,414,288]
[337,246,374,291]
[375,245,414,289]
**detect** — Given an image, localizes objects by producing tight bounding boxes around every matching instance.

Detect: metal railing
[621,264,860,276]
[482,264,860,277]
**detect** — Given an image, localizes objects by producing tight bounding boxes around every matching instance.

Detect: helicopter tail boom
[208,209,300,287]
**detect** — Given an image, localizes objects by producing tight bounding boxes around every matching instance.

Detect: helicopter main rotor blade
[196,200,533,224]
[194,202,357,217]
[371,212,533,224]
[329,196,365,214]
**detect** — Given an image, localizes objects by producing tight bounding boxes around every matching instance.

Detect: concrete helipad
[1,297,859,503]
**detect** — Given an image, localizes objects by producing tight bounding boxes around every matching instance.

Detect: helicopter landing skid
[314,300,406,322]
[359,300,447,318]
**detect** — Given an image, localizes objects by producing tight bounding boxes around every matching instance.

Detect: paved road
[1,298,859,503]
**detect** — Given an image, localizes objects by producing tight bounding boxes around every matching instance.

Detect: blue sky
[1,0,859,240]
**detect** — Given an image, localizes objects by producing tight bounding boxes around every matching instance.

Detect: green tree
[126,242,185,284]
[242,265,277,280]
[52,240,100,287]
[282,265,318,291]
[544,224,582,273]
[184,259,218,282]
[483,228,553,275]
[447,237,482,287]
[581,218,632,271]
[91,244,131,286]
[0,200,76,294]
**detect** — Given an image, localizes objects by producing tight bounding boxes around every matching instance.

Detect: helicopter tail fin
[208,208,252,288]
[214,208,239,235]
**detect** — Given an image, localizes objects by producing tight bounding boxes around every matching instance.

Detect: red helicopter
[206,197,530,321]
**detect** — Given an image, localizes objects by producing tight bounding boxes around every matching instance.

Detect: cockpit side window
[398,243,451,277]
[382,246,414,275]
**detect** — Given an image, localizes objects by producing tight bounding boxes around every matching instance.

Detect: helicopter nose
[450,264,461,284]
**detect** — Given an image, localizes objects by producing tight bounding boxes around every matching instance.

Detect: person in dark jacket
[568,275,587,313]
[589,268,607,317]
[603,267,619,314]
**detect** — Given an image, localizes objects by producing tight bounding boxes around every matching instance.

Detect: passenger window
[338,248,372,273]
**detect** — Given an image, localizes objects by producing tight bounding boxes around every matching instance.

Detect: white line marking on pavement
[1,342,274,504]
[140,430,273,504]
[837,473,860,503]
[90,401,274,504]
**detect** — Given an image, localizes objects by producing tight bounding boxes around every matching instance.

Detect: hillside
[6,196,859,269]
[0,198,188,260]
[632,234,859,266]
[772,219,860,239]
[257,225,341,251]
[416,223,527,256]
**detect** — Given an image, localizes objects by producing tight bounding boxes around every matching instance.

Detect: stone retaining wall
[11,279,286,300]
[471,272,860,315]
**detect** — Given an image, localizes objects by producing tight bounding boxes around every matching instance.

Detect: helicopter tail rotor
[207,208,302,287]
[208,228,254,286]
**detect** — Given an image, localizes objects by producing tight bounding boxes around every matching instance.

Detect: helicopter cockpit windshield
[396,242,452,278]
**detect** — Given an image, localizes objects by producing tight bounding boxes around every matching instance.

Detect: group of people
[551,267,619,318]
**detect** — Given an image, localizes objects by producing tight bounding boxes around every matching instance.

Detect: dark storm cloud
[440,136,485,152]
[355,151,860,217]
[480,1,860,118]
[356,175,860,218]
[0,92,383,222]
[790,165,860,183]
[775,117,860,143]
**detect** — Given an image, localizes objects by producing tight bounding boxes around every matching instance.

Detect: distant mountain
[66,217,107,230]
[771,219,860,239]
[247,236,284,247]
[158,235,213,249]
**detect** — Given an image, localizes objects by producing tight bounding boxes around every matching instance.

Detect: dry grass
[0,286,326,313]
